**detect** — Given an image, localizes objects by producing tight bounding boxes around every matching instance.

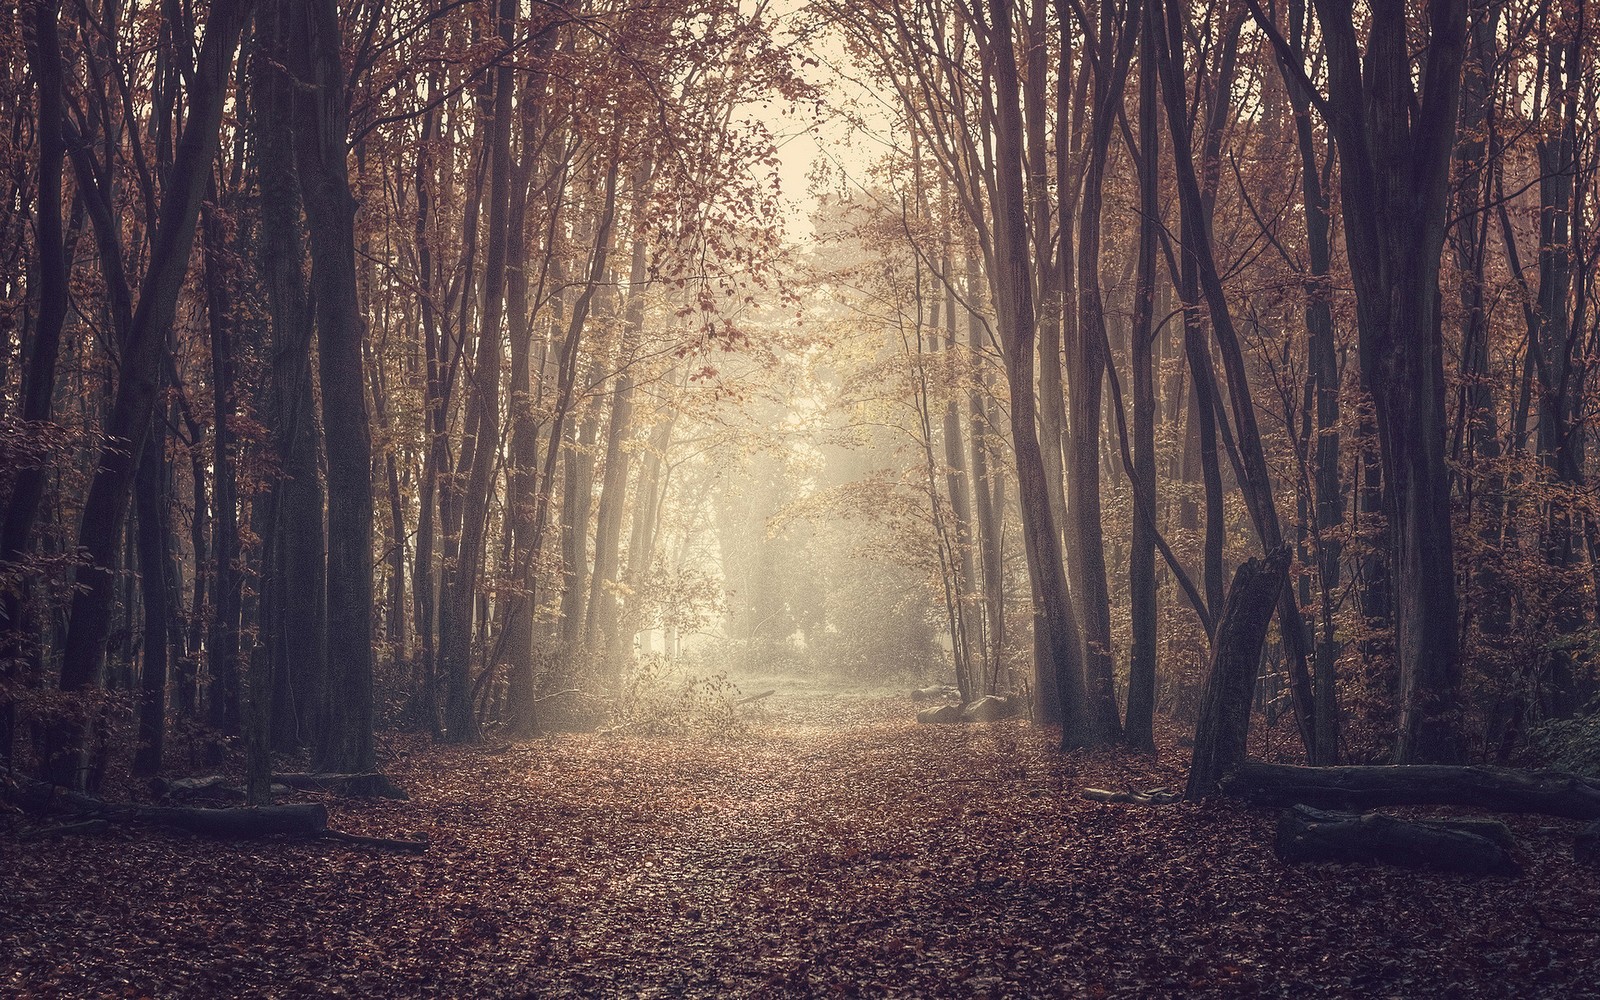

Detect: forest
[2,0,1599,994]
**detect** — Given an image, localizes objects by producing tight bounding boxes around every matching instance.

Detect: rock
[960,695,1020,723]
[1577,820,1600,866]
[916,704,962,724]
[911,685,958,702]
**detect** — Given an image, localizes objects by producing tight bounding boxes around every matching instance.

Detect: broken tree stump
[1223,762,1600,820]
[1186,547,1291,799]
[1275,805,1521,876]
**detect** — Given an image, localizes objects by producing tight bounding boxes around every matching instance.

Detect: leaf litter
[3,687,1597,997]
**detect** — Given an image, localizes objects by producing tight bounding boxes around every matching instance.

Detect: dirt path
[4,684,1597,997]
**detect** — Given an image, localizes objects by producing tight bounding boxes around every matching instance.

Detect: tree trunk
[289,0,376,772]
[1156,1,1318,758]
[201,193,242,743]
[965,253,1007,693]
[1123,0,1159,751]
[585,163,655,682]
[132,423,171,777]
[500,18,562,735]
[251,4,326,754]
[1293,0,1470,763]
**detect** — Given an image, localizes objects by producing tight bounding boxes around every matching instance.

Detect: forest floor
[3,678,1599,998]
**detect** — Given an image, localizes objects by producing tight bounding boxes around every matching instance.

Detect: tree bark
[201,191,242,743]
[132,424,171,777]
[1124,0,1160,751]
[251,3,326,755]
[585,162,655,681]
[289,0,376,772]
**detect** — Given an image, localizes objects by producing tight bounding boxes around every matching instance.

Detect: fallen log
[1223,761,1600,820]
[274,772,409,800]
[150,772,407,801]
[916,704,962,725]
[3,770,424,851]
[143,802,331,838]
[736,689,777,706]
[1275,805,1521,876]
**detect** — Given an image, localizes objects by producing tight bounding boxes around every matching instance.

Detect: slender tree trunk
[585,161,655,681]
[202,193,241,743]
[132,423,171,777]
[966,253,1007,692]
[1124,3,1160,750]
[289,0,376,771]
[1070,0,1139,744]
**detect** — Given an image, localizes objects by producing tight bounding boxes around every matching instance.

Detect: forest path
[4,683,1597,997]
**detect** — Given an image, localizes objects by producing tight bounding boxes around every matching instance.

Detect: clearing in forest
[4,684,1597,997]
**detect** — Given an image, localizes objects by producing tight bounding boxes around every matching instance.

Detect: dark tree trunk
[201,193,242,743]
[1123,0,1159,751]
[1282,0,1342,764]
[965,253,1007,693]
[251,7,326,753]
[0,0,69,767]
[560,403,600,647]
[1069,0,1138,746]
[289,0,376,772]
[585,163,654,681]
[132,423,171,777]
[1156,0,1317,758]
[501,18,562,735]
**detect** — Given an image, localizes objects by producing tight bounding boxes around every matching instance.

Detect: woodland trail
[4,681,1598,998]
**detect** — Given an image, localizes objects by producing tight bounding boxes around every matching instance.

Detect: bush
[610,656,747,739]
[1530,700,1600,778]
